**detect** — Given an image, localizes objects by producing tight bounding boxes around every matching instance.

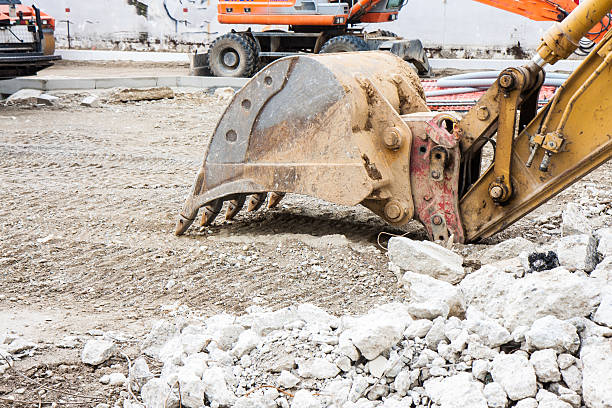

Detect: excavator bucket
[176,51,457,237]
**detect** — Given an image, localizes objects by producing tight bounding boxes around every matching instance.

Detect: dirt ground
[0,62,610,406]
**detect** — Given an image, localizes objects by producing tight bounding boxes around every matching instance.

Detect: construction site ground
[1,61,610,405]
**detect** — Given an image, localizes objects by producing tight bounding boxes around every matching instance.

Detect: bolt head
[384,201,404,221]
[499,73,515,89]
[476,106,490,121]
[490,185,504,199]
[432,215,443,225]
[383,128,402,150]
[431,170,441,179]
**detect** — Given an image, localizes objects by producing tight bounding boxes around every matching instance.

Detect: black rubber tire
[320,35,369,53]
[369,30,398,38]
[207,33,259,78]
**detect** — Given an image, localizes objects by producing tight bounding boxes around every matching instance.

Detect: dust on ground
[0,65,610,405]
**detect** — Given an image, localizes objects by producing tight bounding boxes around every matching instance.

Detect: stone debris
[81,95,101,107]
[5,88,42,105]
[388,237,465,284]
[214,87,236,102]
[81,339,116,366]
[36,94,60,106]
[111,87,175,103]
[562,203,593,236]
[65,233,612,408]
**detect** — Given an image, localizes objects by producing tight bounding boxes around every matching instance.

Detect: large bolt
[384,200,404,221]
[499,73,515,89]
[383,128,402,150]
[432,215,443,225]
[490,185,504,199]
[476,106,490,121]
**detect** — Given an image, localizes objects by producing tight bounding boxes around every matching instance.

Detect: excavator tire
[320,35,369,53]
[208,33,259,78]
[368,30,398,38]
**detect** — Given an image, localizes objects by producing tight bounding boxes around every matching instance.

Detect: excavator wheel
[207,33,259,78]
[320,35,369,53]
[367,30,398,38]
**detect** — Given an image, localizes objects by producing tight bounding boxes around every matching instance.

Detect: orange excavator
[198,0,611,77]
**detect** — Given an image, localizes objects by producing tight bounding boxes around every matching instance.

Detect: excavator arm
[472,0,611,42]
[175,0,612,243]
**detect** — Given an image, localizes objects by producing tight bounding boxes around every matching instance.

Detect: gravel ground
[0,69,610,406]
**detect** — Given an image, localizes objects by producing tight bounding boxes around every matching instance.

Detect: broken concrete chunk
[525,316,579,354]
[399,270,465,319]
[592,286,612,328]
[388,237,465,284]
[81,95,101,107]
[530,349,561,382]
[555,234,599,272]
[81,339,116,366]
[491,353,537,400]
[424,372,488,408]
[112,87,174,102]
[37,94,60,106]
[581,336,612,408]
[481,237,534,263]
[5,89,42,105]
[562,203,593,236]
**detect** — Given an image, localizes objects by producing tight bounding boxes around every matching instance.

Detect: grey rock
[6,89,42,105]
[560,365,582,394]
[596,227,612,258]
[471,360,490,381]
[530,349,561,382]
[465,308,511,347]
[424,372,488,408]
[108,372,126,386]
[481,238,534,262]
[555,234,599,272]
[388,237,465,284]
[592,287,612,328]
[460,267,601,331]
[404,319,433,339]
[81,95,101,107]
[561,203,592,236]
[557,354,576,370]
[400,271,465,319]
[425,317,447,350]
[141,378,178,408]
[515,398,538,408]
[277,370,299,388]
[37,94,59,106]
[130,357,152,392]
[525,316,579,354]
[202,366,236,407]
[297,357,340,379]
[232,329,260,357]
[581,336,612,408]
[81,339,116,366]
[342,303,411,360]
[367,355,388,378]
[291,389,321,408]
[491,353,537,400]
[483,382,508,408]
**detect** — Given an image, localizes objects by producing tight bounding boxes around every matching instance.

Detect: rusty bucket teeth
[247,193,267,212]
[225,195,247,220]
[200,199,223,227]
[268,192,286,209]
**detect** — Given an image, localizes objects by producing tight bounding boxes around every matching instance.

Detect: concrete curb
[55,49,582,72]
[0,76,249,94]
[57,49,190,63]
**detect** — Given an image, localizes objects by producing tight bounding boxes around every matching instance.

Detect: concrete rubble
[89,233,611,408]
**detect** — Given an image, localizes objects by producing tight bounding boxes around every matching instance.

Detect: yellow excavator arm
[176,0,612,243]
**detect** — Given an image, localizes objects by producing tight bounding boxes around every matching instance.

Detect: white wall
[31,0,553,52]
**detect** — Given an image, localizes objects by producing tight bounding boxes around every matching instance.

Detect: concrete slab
[57,49,190,63]
[0,76,249,94]
[94,77,158,89]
